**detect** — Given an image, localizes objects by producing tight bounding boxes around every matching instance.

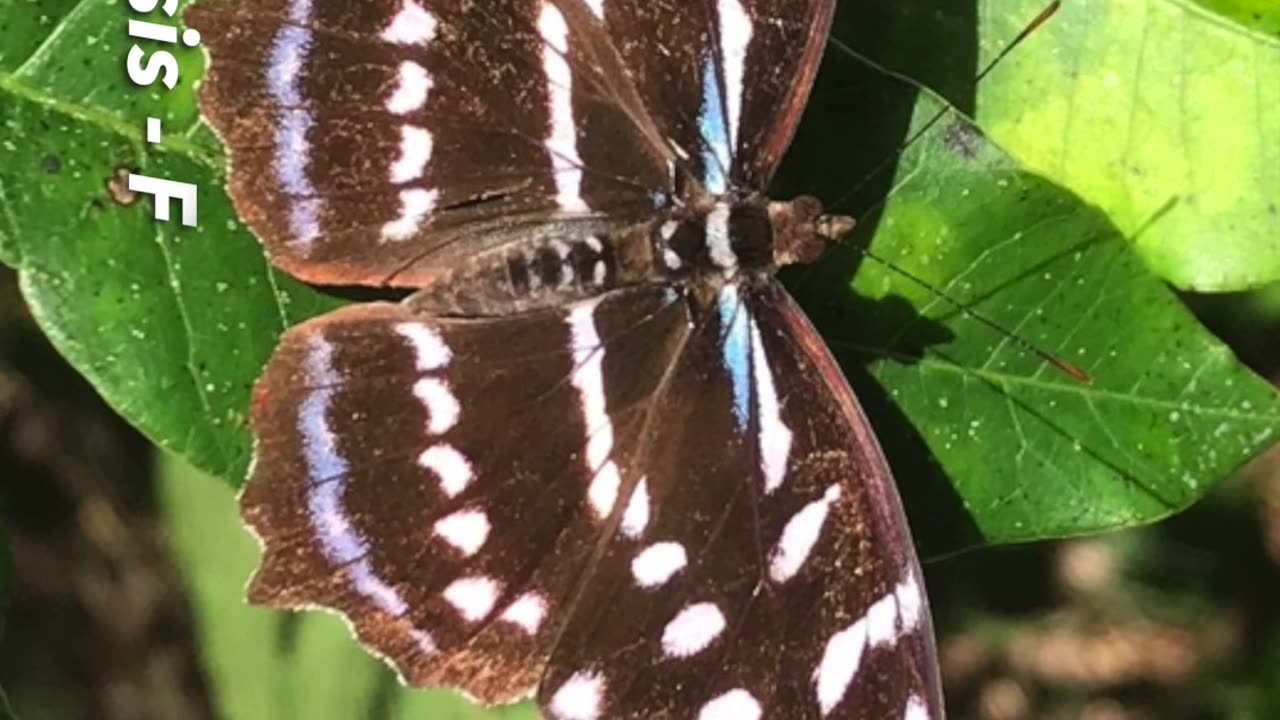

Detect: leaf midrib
[850,348,1280,422]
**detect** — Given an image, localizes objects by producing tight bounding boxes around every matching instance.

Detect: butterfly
[185,0,945,717]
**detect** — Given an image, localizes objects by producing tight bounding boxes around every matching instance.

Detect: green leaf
[838,0,1280,292]
[0,0,340,480]
[160,453,538,720]
[1193,0,1280,35]
[773,50,1280,551]
[0,0,1276,561]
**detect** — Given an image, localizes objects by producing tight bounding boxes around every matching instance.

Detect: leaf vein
[152,225,229,466]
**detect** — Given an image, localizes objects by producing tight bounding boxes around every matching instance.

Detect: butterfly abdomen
[407,226,657,314]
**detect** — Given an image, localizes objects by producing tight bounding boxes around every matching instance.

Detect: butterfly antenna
[822,3,1083,382]
[856,243,1092,384]
[977,1,1061,84]
[828,1,1061,214]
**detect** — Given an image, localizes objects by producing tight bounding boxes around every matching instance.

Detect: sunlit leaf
[839,0,1280,292]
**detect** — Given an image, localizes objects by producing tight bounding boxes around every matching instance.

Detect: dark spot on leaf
[944,122,984,159]
[41,155,62,174]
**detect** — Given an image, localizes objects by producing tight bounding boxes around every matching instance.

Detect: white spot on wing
[813,570,930,716]
[538,3,588,212]
[389,125,433,183]
[550,671,605,720]
[411,629,437,655]
[432,508,489,556]
[661,602,726,658]
[418,443,473,497]
[587,463,620,520]
[386,60,432,114]
[814,616,867,716]
[769,485,839,583]
[699,689,762,720]
[499,591,548,635]
[620,476,649,538]
[896,573,924,632]
[412,377,460,435]
[586,417,613,471]
[569,302,606,426]
[865,589,899,648]
[750,319,792,493]
[381,0,438,45]
[631,541,687,588]
[442,575,502,622]
[568,300,624,522]
[395,323,451,371]
[903,694,930,720]
[382,188,439,240]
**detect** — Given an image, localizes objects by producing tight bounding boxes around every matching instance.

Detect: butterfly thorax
[408,194,852,316]
[654,193,853,277]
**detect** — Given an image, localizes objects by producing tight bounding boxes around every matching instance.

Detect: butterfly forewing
[187,0,672,287]
[720,0,836,186]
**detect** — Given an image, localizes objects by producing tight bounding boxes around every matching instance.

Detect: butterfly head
[769,195,856,268]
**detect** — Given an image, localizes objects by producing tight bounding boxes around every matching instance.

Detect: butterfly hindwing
[244,285,691,702]
[751,280,942,720]
[539,279,942,720]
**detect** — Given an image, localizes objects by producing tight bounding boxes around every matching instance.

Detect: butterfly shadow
[771,0,989,558]
[784,270,986,561]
